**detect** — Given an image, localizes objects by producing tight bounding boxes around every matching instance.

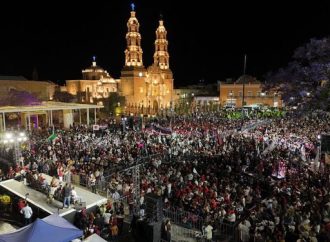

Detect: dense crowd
[1,109,330,241]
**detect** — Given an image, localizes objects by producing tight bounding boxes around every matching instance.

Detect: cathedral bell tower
[144,15,173,113]
[153,16,170,70]
[124,3,144,68]
[120,3,147,106]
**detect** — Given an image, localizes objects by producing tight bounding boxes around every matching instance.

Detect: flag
[325,153,330,165]
[152,124,172,134]
[193,167,198,174]
[47,133,57,141]
[217,132,223,145]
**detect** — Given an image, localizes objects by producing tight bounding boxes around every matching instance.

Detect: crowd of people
[0,109,330,241]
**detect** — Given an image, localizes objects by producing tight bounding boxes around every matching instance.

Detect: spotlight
[5,133,12,139]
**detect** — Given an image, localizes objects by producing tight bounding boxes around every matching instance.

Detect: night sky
[0,1,329,87]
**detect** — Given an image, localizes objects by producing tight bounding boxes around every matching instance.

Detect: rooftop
[0,76,27,81]
[0,101,103,113]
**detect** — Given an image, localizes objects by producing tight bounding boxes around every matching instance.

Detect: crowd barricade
[217,221,240,242]
[111,195,132,217]
[71,174,80,186]
[163,207,204,231]
[163,208,205,241]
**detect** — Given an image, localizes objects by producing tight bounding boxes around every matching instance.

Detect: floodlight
[5,133,13,139]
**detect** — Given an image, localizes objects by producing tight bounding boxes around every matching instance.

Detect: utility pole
[242,54,247,108]
[241,54,247,124]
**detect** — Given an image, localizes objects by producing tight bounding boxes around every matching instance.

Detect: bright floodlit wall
[219,82,283,108]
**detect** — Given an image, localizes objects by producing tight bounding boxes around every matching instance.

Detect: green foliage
[53,90,75,102]
[0,89,41,106]
[104,93,126,115]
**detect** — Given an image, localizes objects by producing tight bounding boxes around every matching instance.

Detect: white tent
[83,234,107,242]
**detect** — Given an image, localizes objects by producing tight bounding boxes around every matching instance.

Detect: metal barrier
[163,208,204,231]
[217,221,239,242]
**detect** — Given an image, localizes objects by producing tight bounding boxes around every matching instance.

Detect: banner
[151,124,172,134]
[47,133,57,141]
[325,153,330,165]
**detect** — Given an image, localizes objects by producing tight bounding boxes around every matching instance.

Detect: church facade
[65,6,174,114]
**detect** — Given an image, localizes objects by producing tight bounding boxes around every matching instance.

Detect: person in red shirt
[7,166,15,179]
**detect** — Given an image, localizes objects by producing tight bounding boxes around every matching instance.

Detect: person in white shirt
[204,223,213,241]
[112,190,120,200]
[103,209,112,225]
[70,186,80,204]
[21,203,33,225]
[238,220,251,242]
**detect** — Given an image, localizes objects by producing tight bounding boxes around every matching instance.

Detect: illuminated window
[248,91,252,97]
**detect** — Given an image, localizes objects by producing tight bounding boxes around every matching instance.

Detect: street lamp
[1,131,28,166]
[121,117,127,132]
[317,134,322,164]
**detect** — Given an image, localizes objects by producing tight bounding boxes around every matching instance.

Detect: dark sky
[0,1,329,87]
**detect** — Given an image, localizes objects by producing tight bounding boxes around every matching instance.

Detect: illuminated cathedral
[66,4,174,114]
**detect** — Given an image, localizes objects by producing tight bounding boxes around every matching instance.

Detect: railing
[163,208,204,231]
[217,221,240,242]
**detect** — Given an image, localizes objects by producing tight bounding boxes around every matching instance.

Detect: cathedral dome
[82,57,111,80]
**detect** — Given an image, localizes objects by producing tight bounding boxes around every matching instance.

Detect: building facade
[219,75,282,108]
[120,8,173,114]
[0,76,56,101]
[65,6,174,114]
[66,58,120,104]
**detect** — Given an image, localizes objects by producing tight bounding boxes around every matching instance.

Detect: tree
[265,37,330,108]
[53,90,76,103]
[103,93,126,115]
[0,89,41,106]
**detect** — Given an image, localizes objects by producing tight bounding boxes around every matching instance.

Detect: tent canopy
[0,214,83,242]
[83,233,107,242]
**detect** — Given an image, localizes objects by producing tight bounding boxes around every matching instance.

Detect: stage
[0,174,107,219]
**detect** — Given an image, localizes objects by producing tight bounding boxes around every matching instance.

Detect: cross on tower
[131,3,135,11]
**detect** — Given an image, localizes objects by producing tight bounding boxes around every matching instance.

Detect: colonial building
[0,76,56,101]
[120,8,173,114]
[219,75,282,108]
[65,5,174,114]
[66,57,120,104]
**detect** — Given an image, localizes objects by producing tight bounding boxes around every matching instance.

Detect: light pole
[1,131,28,167]
[121,117,127,132]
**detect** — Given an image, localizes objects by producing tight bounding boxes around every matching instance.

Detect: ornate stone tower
[120,3,146,106]
[144,16,173,112]
[119,6,174,114]
[153,17,170,70]
[124,3,143,67]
